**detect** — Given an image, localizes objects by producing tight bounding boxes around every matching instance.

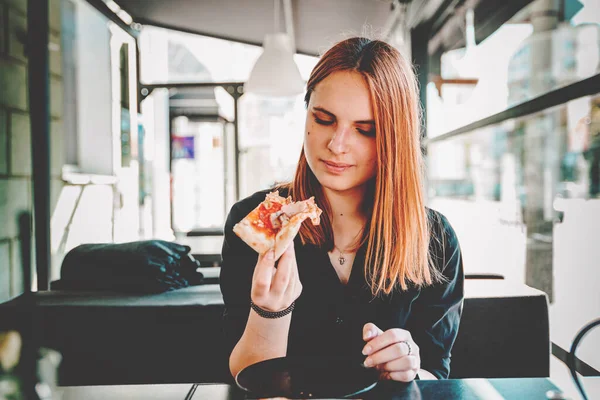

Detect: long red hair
[282,37,442,296]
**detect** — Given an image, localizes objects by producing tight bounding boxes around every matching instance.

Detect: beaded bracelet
[250,300,295,319]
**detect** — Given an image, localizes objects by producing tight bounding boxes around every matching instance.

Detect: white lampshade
[245,33,305,97]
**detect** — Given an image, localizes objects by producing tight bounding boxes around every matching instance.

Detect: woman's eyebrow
[312,106,335,117]
[313,106,374,124]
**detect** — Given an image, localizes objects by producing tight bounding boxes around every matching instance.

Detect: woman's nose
[327,126,351,154]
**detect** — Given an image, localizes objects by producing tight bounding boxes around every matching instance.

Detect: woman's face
[304,70,378,194]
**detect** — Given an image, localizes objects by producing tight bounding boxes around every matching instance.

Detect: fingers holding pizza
[233,191,322,312]
[251,244,301,312]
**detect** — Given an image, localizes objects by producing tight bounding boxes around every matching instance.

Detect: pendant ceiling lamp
[245,0,304,97]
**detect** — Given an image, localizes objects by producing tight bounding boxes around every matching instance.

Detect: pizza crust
[232,218,274,255]
[233,191,322,260]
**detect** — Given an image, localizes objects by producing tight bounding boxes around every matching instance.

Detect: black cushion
[452,289,550,378]
[58,241,204,294]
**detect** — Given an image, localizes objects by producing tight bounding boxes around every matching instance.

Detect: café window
[422,0,600,391]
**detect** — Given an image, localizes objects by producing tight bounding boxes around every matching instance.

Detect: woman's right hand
[251,243,302,312]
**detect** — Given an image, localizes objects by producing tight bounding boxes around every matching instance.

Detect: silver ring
[402,341,412,356]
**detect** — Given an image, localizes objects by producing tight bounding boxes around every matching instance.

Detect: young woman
[220,37,464,382]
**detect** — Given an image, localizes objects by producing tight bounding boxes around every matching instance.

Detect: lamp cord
[567,318,600,400]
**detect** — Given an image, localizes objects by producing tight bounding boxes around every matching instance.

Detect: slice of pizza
[233,191,322,260]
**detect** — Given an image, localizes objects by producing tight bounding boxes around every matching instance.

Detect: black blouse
[220,189,464,379]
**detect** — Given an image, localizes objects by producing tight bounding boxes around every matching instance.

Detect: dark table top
[1,278,546,308]
[58,377,586,400]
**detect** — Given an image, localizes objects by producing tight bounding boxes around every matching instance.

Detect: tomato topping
[257,202,283,236]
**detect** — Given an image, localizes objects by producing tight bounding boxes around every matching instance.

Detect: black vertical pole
[411,23,431,141]
[18,211,41,400]
[135,38,142,111]
[22,3,46,393]
[28,0,51,291]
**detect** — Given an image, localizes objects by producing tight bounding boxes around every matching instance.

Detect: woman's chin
[316,174,359,193]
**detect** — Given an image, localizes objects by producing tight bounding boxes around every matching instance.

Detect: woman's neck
[323,186,365,219]
[323,186,368,250]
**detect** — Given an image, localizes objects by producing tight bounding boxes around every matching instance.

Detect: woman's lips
[322,160,353,173]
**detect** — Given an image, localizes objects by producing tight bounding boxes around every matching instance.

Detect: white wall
[75,0,114,175]
[141,89,173,240]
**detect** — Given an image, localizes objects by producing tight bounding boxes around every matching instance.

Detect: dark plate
[235,357,379,398]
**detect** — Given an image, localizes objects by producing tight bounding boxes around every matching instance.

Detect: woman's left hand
[361,323,420,382]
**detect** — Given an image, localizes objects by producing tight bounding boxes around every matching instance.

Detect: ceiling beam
[85,0,139,38]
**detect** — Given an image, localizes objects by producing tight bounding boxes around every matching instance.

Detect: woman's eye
[314,116,334,126]
[357,128,376,137]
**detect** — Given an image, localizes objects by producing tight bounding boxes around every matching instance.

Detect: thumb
[363,322,384,341]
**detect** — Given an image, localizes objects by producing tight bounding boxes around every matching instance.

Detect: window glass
[427,0,600,137]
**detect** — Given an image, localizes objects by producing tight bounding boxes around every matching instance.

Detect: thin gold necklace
[333,245,351,265]
[333,229,362,266]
